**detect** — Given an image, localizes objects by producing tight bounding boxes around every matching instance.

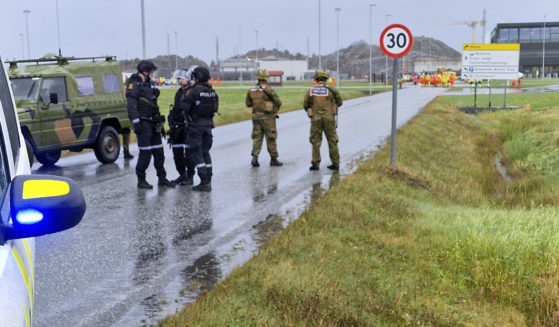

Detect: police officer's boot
[183,174,194,185]
[137,178,153,189]
[309,164,320,171]
[193,179,211,192]
[270,158,283,167]
[327,163,339,171]
[123,150,134,160]
[172,174,186,185]
[158,178,175,188]
[251,155,260,167]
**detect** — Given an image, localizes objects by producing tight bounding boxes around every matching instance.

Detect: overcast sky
[2,0,557,64]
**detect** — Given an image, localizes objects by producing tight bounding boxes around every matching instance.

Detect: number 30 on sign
[380,24,413,58]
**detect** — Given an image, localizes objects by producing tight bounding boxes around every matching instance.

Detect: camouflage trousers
[310,115,339,165]
[251,118,279,158]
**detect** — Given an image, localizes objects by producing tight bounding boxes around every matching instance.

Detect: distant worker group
[125,61,344,191]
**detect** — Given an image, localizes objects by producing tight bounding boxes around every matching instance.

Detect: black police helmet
[137,60,157,74]
[192,67,210,83]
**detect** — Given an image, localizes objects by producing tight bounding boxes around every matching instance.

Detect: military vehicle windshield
[11,77,40,101]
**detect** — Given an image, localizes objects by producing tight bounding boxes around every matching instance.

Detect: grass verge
[157,92,559,326]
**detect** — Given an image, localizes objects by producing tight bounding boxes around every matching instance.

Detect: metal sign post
[380,24,413,167]
[391,58,399,166]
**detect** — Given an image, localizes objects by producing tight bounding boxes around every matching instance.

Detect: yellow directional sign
[462,43,520,80]
[463,43,520,51]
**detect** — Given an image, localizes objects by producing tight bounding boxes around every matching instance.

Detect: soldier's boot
[309,164,320,171]
[158,178,176,188]
[183,174,194,185]
[171,174,187,185]
[123,150,134,160]
[137,178,153,189]
[193,179,211,192]
[251,155,260,167]
[327,163,339,171]
[270,158,283,167]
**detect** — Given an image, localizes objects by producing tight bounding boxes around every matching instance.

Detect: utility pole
[174,31,178,71]
[335,7,341,87]
[216,37,220,76]
[19,34,25,59]
[167,32,170,56]
[238,26,242,57]
[318,0,322,69]
[140,0,146,59]
[23,9,31,59]
[255,30,259,60]
[369,4,376,95]
[55,0,61,55]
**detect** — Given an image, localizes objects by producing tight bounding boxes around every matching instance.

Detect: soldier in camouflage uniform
[246,69,283,167]
[303,70,343,171]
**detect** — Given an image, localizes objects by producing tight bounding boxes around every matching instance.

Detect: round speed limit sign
[380,24,413,58]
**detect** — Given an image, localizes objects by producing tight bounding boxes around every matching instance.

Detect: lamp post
[384,14,391,85]
[369,4,376,95]
[174,31,178,71]
[318,0,322,69]
[23,9,31,59]
[140,0,146,59]
[55,0,61,55]
[255,30,259,61]
[335,8,341,87]
[19,34,25,59]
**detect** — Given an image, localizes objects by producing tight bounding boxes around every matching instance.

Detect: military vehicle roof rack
[7,56,117,69]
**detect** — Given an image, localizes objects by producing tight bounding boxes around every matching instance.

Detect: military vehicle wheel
[36,150,61,166]
[94,126,120,164]
[25,138,34,166]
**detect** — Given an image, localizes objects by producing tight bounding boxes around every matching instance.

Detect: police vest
[310,85,337,116]
[192,88,218,117]
[249,87,274,114]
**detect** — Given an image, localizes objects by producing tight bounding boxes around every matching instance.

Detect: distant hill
[120,36,460,78]
[229,36,460,78]
[307,36,461,77]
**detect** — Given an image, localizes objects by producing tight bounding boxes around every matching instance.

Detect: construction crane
[439,11,487,43]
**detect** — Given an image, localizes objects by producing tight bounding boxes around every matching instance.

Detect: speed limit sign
[380,24,413,58]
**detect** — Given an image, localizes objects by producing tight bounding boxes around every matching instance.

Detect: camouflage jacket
[303,82,343,117]
[246,83,282,120]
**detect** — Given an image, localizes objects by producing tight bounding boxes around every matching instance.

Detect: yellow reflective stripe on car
[25,306,30,327]
[22,180,70,199]
[22,239,34,287]
[12,247,33,315]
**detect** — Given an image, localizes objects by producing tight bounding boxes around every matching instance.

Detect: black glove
[153,88,160,98]
[133,122,142,134]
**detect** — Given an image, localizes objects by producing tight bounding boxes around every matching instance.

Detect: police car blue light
[15,209,43,224]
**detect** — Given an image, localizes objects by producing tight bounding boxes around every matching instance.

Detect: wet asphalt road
[32,87,444,327]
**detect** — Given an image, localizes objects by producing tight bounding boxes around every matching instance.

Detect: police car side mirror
[2,175,85,241]
[50,93,58,105]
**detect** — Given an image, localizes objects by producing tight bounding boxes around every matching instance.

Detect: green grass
[157,91,559,326]
[157,86,386,127]
[438,91,559,110]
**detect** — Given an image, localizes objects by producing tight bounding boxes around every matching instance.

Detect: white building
[258,59,308,81]
[219,57,308,81]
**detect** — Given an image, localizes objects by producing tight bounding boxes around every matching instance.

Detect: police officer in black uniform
[126,60,174,189]
[168,67,196,185]
[182,66,218,192]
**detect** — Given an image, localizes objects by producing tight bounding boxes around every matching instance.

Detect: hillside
[120,36,460,78]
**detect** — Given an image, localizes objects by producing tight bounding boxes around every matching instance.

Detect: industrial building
[219,57,308,81]
[491,21,559,77]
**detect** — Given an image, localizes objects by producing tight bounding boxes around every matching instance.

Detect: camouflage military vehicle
[7,55,131,166]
